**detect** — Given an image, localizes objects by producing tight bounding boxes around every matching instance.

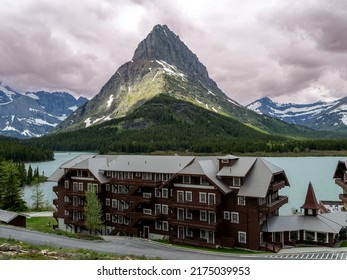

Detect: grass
[339,241,347,247]
[0,237,153,260]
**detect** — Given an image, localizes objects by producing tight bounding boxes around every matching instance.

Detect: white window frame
[238,231,247,243]
[64,180,70,189]
[112,199,117,208]
[199,192,207,203]
[238,196,246,206]
[105,198,110,206]
[186,228,193,238]
[105,213,110,221]
[78,182,84,191]
[182,175,191,184]
[185,191,192,202]
[162,204,168,215]
[155,188,161,198]
[233,177,241,187]
[231,212,239,224]
[162,188,169,198]
[186,209,192,220]
[177,190,184,203]
[221,159,229,164]
[200,210,207,221]
[155,221,162,230]
[208,193,216,205]
[64,210,69,216]
[223,211,230,220]
[105,184,110,191]
[162,221,169,231]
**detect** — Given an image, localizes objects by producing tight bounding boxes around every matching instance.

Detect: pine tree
[27,164,33,184]
[0,161,27,211]
[84,189,104,234]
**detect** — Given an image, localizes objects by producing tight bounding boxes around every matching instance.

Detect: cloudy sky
[1,0,347,105]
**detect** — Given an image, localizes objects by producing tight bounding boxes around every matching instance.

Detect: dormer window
[182,175,191,184]
[233,177,241,187]
[221,159,229,164]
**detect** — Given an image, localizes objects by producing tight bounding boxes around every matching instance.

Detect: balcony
[168,218,222,231]
[259,196,288,214]
[339,194,347,203]
[335,179,347,191]
[53,199,59,206]
[53,186,59,193]
[130,211,161,221]
[110,178,162,187]
[171,201,221,211]
[270,181,286,192]
[65,190,86,197]
[65,203,83,211]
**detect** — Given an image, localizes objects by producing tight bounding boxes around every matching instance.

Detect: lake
[23,153,344,215]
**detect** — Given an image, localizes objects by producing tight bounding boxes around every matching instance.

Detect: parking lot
[266,252,347,260]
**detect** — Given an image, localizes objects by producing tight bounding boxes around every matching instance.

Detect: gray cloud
[0,0,346,105]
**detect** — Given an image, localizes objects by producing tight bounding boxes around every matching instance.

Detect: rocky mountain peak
[132,24,210,79]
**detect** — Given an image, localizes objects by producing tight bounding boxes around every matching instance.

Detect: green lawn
[26,216,57,234]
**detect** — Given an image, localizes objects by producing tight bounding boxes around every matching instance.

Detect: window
[112,199,117,208]
[155,204,161,215]
[64,210,69,216]
[155,188,161,198]
[112,215,117,223]
[162,188,168,198]
[79,182,84,191]
[238,196,246,206]
[177,208,185,220]
[105,213,110,221]
[73,182,78,191]
[118,215,124,224]
[200,229,206,239]
[200,177,210,185]
[182,175,191,184]
[185,191,192,202]
[200,211,207,221]
[231,212,239,223]
[105,198,110,206]
[155,221,161,230]
[233,177,241,187]
[135,172,141,177]
[105,184,110,191]
[238,231,247,243]
[64,196,69,203]
[106,171,111,177]
[142,173,152,180]
[64,180,70,189]
[143,209,152,215]
[223,211,230,220]
[186,209,192,220]
[162,221,169,231]
[162,205,168,215]
[208,193,216,205]
[221,159,229,164]
[112,185,117,193]
[177,191,184,202]
[199,192,207,203]
[78,212,84,220]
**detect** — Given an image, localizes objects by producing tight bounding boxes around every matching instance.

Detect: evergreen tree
[17,162,27,185]
[0,161,27,211]
[30,179,45,211]
[27,164,33,184]
[84,189,103,234]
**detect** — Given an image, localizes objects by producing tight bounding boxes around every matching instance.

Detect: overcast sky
[1,0,347,105]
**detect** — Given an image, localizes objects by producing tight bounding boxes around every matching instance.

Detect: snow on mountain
[0,84,88,138]
[247,96,347,132]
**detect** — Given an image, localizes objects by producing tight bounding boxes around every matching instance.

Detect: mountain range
[0,84,88,138]
[247,97,347,133]
[56,24,323,141]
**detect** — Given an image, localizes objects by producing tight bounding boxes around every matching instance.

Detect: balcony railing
[170,201,221,211]
[168,217,221,231]
[64,218,85,227]
[53,199,59,206]
[110,178,162,187]
[271,181,286,192]
[53,186,59,193]
[258,196,288,214]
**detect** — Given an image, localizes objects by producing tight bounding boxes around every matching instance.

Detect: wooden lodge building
[49,154,291,251]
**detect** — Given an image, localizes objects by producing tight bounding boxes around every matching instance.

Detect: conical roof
[301,182,320,210]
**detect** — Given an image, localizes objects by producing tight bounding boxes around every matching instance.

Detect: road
[0,225,261,260]
[1,225,347,260]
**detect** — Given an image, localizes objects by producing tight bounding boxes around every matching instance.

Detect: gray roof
[48,154,110,184]
[0,209,21,223]
[217,157,256,177]
[263,213,343,234]
[238,158,284,198]
[178,159,231,194]
[101,155,195,174]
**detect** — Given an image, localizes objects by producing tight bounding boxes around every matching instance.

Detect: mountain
[57,24,322,139]
[0,84,88,138]
[247,97,347,133]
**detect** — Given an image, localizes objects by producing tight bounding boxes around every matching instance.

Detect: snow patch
[69,105,78,111]
[212,107,218,113]
[208,90,216,96]
[195,98,203,105]
[93,116,105,124]
[340,113,347,125]
[26,93,39,100]
[156,60,185,78]
[107,95,114,108]
[205,104,209,109]
[84,118,92,128]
